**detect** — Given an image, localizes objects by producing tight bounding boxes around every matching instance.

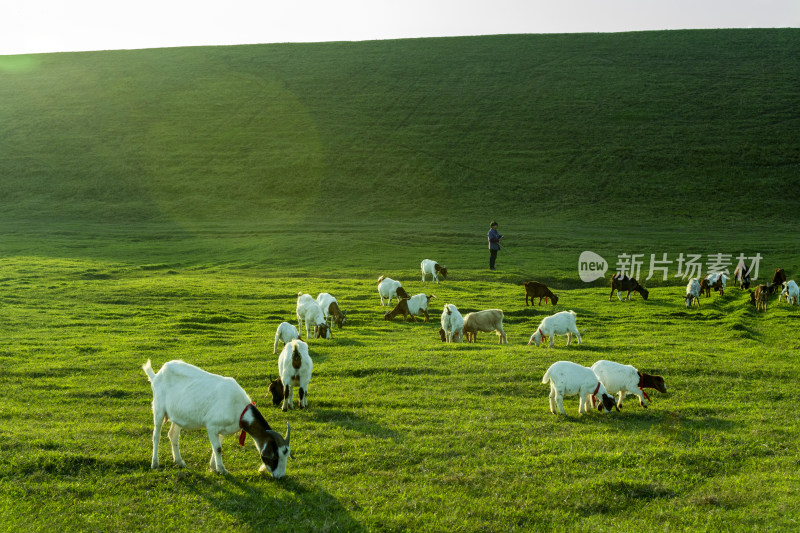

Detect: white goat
[377,276,410,306]
[296,292,331,339]
[462,309,507,344]
[142,359,291,478]
[590,360,667,409]
[420,259,448,283]
[277,339,313,411]
[316,292,347,328]
[541,361,618,415]
[528,311,581,348]
[685,278,701,308]
[440,303,464,343]
[779,280,799,305]
[273,321,300,355]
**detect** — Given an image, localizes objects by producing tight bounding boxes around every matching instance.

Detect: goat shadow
[180,470,365,531]
[305,405,402,443]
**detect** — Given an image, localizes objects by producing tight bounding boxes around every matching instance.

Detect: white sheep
[527,310,581,348]
[277,339,313,411]
[590,360,667,409]
[377,276,410,306]
[685,278,701,308]
[142,359,291,478]
[779,280,799,305]
[440,303,464,343]
[296,292,331,339]
[541,360,618,415]
[420,259,448,283]
[273,321,300,355]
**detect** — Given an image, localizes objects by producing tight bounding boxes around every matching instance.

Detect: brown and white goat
[733,260,751,290]
[609,274,649,301]
[700,273,727,297]
[462,309,507,344]
[421,259,448,284]
[384,293,435,322]
[523,281,559,306]
[316,292,347,328]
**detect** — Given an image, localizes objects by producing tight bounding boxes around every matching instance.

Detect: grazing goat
[523,281,559,306]
[462,309,507,344]
[440,303,464,343]
[273,321,300,355]
[142,359,291,478]
[277,339,313,411]
[772,268,787,287]
[541,361,618,415]
[779,280,799,305]
[316,292,347,328]
[296,293,331,340]
[609,274,649,301]
[590,360,667,409]
[266,377,284,407]
[700,273,727,297]
[733,260,751,290]
[528,310,581,348]
[753,284,770,311]
[384,293,435,322]
[377,276,410,306]
[685,278,701,308]
[421,259,448,283]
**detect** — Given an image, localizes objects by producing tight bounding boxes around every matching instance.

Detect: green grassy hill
[2,30,799,232]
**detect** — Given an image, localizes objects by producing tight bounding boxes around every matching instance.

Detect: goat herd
[142,259,795,479]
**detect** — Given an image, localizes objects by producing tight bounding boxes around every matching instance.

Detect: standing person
[487,221,503,270]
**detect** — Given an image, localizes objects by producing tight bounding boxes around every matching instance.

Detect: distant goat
[590,360,667,409]
[528,310,581,348]
[273,321,300,355]
[523,281,559,306]
[541,361,618,415]
[316,292,347,328]
[779,280,799,305]
[609,274,649,301]
[700,273,727,297]
[462,309,507,344]
[384,293,435,322]
[377,276,410,306]
[733,260,751,290]
[421,259,448,283]
[440,303,464,343]
[143,359,291,478]
[685,278,701,308]
[753,284,770,312]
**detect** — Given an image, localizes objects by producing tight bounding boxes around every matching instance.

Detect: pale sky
[3,0,799,56]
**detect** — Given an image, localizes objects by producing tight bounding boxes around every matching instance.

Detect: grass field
[1,29,800,531]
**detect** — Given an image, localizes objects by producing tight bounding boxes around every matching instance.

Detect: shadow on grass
[305,406,401,441]
[180,471,365,531]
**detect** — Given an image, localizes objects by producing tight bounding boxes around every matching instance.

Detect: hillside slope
[1,29,798,233]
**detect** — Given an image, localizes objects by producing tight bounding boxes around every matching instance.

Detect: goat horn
[285,422,291,446]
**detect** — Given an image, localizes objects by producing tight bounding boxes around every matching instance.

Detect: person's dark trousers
[489,249,498,269]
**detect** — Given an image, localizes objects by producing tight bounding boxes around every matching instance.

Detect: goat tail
[142,359,156,383]
[541,369,551,384]
[568,310,577,317]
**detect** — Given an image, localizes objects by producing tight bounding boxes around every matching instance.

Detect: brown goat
[754,284,770,311]
[609,274,649,301]
[326,301,347,328]
[523,281,559,306]
[770,268,787,294]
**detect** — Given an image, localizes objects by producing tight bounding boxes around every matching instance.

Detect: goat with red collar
[528,310,581,348]
[143,359,291,478]
[542,360,618,415]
